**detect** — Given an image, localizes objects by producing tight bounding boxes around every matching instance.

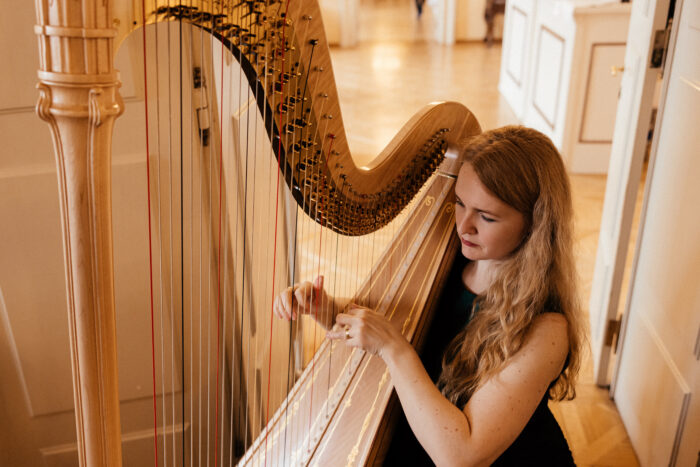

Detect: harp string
[214,0,227,462]
[219,4,231,464]
[168,6,178,462]
[141,0,160,464]
[180,8,192,464]
[185,5,196,466]
[229,1,245,462]
[250,0,265,452]
[239,2,251,454]
[154,9,168,466]
[206,16,215,462]
[240,0,255,457]
[185,7,192,465]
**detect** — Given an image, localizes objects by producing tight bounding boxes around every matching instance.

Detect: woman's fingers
[334,313,353,326]
[326,313,356,340]
[326,327,348,340]
[313,275,324,298]
[282,287,296,319]
[345,305,368,317]
[273,277,330,322]
[273,287,293,320]
[328,306,402,357]
[294,281,314,309]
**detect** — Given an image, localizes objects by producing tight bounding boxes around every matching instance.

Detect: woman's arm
[330,308,570,466]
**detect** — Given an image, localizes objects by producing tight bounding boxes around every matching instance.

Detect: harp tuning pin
[323,114,333,119]
[309,38,319,45]
[302,14,313,20]
[331,150,340,156]
[319,92,329,98]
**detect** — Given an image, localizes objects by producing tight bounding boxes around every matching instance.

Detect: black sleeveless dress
[383,256,576,466]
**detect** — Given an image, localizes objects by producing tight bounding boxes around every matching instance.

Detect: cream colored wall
[320,0,359,46]
[456,0,503,41]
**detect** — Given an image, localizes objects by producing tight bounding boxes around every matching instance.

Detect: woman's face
[454,163,527,261]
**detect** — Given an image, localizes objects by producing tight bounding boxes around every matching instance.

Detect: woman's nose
[458,212,477,234]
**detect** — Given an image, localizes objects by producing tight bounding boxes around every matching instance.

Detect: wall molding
[532,25,565,131]
[506,5,529,87]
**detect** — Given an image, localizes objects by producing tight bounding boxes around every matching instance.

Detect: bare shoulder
[530,312,569,340]
[521,312,569,369]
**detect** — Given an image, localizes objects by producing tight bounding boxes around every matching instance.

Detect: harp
[33,0,480,465]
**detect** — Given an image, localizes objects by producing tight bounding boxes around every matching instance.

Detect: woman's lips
[461,238,477,247]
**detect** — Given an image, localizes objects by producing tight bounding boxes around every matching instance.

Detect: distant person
[416,0,425,16]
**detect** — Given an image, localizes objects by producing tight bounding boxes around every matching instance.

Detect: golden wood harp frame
[33,0,481,465]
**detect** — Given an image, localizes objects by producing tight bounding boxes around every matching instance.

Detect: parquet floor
[326,0,641,465]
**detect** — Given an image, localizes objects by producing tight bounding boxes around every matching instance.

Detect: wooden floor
[326,0,640,465]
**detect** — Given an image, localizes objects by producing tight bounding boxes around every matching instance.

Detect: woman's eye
[481,214,495,222]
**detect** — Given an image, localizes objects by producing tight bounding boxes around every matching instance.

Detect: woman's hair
[438,125,585,408]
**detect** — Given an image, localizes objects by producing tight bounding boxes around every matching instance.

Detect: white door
[587,0,671,385]
[612,0,700,463]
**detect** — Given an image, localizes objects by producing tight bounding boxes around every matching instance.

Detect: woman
[274,126,584,465]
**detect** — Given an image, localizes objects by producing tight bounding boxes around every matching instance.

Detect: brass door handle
[610,66,625,76]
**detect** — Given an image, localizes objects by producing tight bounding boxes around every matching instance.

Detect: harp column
[34,0,124,465]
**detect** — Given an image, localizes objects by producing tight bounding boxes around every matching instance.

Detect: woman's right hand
[273,275,332,322]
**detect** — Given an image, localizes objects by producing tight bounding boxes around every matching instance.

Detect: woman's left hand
[326,305,408,358]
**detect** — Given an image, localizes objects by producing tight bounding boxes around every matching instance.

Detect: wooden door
[587,0,671,385]
[611,0,700,463]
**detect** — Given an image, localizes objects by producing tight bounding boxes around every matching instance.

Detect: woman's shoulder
[535,310,568,328]
[523,312,569,367]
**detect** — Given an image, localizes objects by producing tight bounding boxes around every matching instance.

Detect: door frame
[587,0,673,387]
[609,0,682,395]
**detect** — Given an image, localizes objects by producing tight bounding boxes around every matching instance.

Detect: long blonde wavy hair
[438,126,585,408]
